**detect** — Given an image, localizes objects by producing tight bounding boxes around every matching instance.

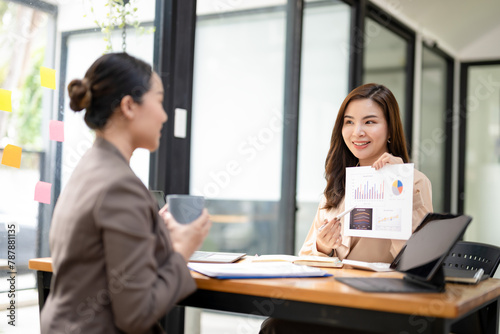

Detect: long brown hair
[323,83,409,210]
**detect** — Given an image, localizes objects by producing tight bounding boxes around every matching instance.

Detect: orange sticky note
[49,120,64,142]
[35,181,52,204]
[1,144,22,168]
[0,89,12,112]
[40,67,56,90]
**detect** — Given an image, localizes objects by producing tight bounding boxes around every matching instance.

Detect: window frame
[458,59,500,214]
[420,44,454,213]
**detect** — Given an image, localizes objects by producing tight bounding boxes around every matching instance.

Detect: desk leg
[480,298,499,334]
[450,298,499,334]
[36,271,51,313]
[160,305,185,334]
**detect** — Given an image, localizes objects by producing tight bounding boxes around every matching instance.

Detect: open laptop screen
[390,213,472,283]
[150,190,166,209]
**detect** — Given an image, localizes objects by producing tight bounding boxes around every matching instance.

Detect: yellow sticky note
[1,144,22,168]
[40,67,56,90]
[0,89,12,112]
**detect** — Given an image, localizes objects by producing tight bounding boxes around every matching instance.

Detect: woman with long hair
[299,83,432,262]
[260,83,433,334]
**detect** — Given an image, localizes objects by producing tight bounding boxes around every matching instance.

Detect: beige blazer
[41,138,196,334]
[300,169,433,262]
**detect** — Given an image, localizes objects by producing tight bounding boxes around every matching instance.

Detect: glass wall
[464,65,500,278]
[0,1,55,331]
[363,17,408,129]
[419,47,449,212]
[0,0,156,331]
[191,0,286,256]
[294,0,351,252]
[61,28,154,190]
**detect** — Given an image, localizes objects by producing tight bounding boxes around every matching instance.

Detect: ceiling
[43,0,500,59]
[373,0,500,58]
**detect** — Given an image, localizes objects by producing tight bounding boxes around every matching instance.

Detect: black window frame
[458,59,500,214]
[420,44,454,213]
[363,2,416,154]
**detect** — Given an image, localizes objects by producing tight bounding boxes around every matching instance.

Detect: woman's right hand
[316,217,342,256]
[161,209,212,262]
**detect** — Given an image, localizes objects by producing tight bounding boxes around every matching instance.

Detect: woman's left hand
[372,152,404,170]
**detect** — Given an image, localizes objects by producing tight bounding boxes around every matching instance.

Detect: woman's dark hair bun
[68,78,92,112]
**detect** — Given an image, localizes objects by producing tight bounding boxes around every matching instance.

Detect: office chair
[445,241,500,334]
[443,241,500,276]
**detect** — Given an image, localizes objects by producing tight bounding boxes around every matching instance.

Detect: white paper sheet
[343,163,414,240]
[188,262,332,279]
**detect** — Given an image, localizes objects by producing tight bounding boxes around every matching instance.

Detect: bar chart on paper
[345,164,414,239]
[352,179,384,201]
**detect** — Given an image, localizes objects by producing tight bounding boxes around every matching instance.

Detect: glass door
[191,0,287,256]
[294,0,351,253]
[419,47,452,212]
[463,64,500,274]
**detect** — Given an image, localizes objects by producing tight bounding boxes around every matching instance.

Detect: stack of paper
[341,259,392,272]
[252,254,343,268]
[188,262,332,279]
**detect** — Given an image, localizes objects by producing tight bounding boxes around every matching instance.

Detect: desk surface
[29,257,500,320]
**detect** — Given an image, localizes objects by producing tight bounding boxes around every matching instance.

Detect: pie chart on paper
[392,180,403,195]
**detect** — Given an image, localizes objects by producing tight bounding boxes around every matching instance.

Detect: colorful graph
[392,180,403,195]
[354,181,384,200]
[350,208,373,230]
[378,214,400,223]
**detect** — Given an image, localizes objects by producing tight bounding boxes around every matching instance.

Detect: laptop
[150,190,166,209]
[149,190,246,264]
[335,213,473,293]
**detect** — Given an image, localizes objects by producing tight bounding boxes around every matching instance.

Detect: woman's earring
[387,138,391,144]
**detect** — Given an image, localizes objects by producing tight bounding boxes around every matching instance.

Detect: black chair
[445,241,500,334]
[443,241,500,276]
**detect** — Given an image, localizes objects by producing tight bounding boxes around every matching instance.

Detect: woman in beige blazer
[41,53,211,334]
[260,83,433,334]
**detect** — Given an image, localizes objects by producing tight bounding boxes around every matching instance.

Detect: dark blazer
[41,137,196,334]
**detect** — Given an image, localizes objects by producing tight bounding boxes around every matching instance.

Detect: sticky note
[40,67,56,90]
[0,89,12,112]
[35,181,52,205]
[1,144,22,168]
[49,120,64,142]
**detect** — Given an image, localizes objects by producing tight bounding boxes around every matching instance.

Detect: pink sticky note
[49,120,64,142]
[35,181,52,205]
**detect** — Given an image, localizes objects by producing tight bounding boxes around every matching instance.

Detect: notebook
[189,251,246,263]
[341,259,392,272]
[443,267,487,284]
[188,262,332,279]
[252,254,343,268]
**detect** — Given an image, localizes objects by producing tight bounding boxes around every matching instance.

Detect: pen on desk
[317,205,356,232]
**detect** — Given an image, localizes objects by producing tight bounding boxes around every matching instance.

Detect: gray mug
[166,195,205,224]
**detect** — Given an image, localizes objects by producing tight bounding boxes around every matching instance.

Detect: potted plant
[86,0,154,53]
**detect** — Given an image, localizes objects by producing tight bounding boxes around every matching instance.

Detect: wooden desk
[29,258,500,334]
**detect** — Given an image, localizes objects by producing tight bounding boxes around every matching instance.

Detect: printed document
[343,163,414,240]
[188,262,332,279]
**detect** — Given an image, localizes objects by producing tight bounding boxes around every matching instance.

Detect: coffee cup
[166,194,205,224]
